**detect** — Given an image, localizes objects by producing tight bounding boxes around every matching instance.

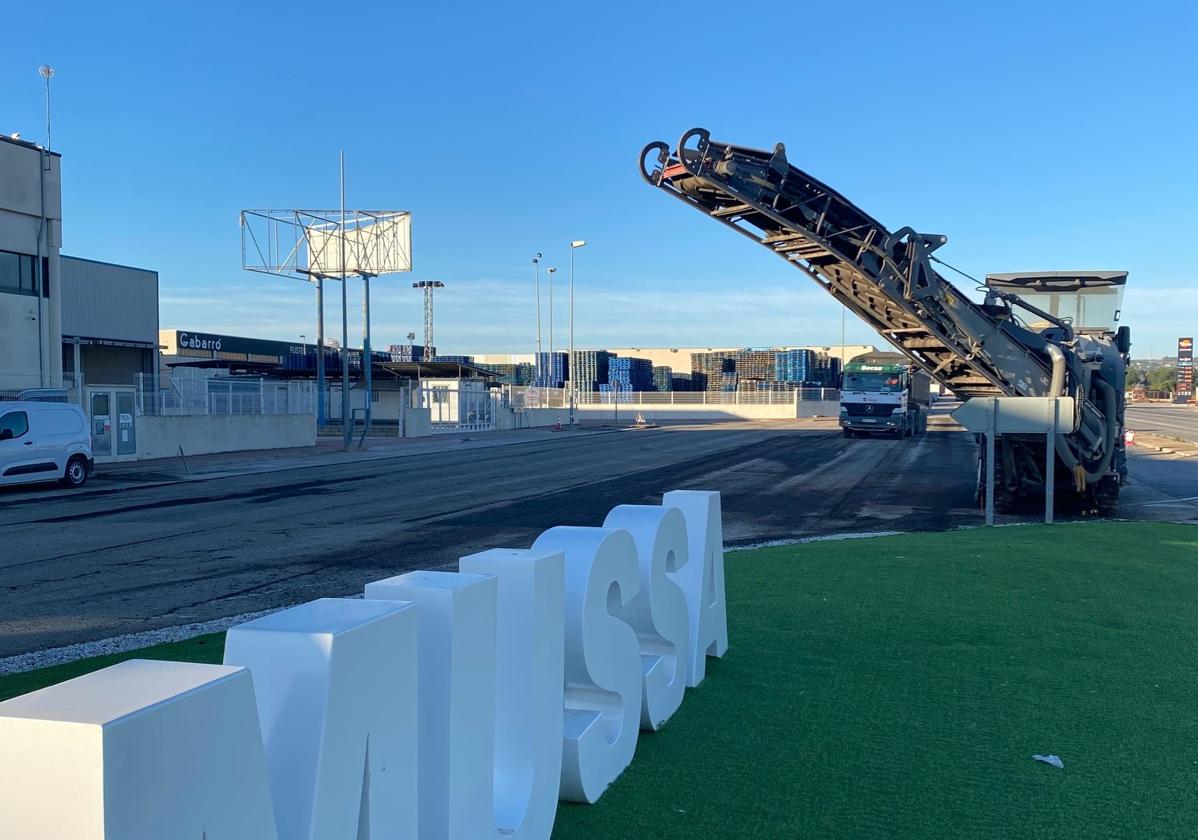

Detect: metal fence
[0,372,82,404]
[504,386,839,409]
[137,371,316,416]
[422,382,497,433]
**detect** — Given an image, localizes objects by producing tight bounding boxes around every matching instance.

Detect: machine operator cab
[984,271,1130,351]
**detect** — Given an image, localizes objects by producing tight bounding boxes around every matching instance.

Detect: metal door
[89,391,113,457]
[116,390,137,456]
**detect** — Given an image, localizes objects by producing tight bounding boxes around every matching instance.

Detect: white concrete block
[0,659,277,840]
[459,547,565,839]
[663,490,730,687]
[531,526,642,804]
[365,571,497,840]
[224,597,418,840]
[603,504,691,730]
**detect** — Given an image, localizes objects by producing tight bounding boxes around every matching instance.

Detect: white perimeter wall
[136,414,316,460]
[572,400,839,421]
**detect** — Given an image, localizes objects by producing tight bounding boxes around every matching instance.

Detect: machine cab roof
[985,271,1127,334]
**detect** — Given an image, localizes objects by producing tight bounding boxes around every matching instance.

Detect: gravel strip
[0,607,290,677]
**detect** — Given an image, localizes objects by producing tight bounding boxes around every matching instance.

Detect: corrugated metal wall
[60,256,158,343]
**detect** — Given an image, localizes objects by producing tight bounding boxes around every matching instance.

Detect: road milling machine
[641,129,1130,514]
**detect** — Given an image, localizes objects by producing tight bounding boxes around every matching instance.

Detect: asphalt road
[1126,404,1198,444]
[1,421,981,657]
[1,414,1192,658]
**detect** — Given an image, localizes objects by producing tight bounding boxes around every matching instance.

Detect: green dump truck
[839,353,931,438]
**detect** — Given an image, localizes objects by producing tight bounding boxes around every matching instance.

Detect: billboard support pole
[340,152,352,450]
[316,275,326,426]
[360,271,375,447]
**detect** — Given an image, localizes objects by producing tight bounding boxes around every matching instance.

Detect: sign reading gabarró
[0,489,729,840]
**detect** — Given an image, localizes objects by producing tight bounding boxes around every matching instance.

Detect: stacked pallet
[690,351,736,391]
[476,362,535,385]
[388,343,436,363]
[670,372,695,392]
[814,355,842,387]
[570,350,613,392]
[652,366,674,392]
[534,351,568,388]
[608,356,654,391]
[774,349,816,384]
[736,350,777,382]
[598,382,634,403]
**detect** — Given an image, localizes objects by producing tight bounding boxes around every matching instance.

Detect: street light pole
[547,267,557,391]
[569,240,586,425]
[533,253,543,386]
[840,307,846,389]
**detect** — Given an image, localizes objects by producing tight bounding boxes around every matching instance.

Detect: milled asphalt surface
[1,408,1194,658]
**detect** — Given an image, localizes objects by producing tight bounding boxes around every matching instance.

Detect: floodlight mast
[412,281,445,359]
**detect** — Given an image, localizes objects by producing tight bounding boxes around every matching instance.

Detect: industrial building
[0,134,62,393]
[61,256,159,394]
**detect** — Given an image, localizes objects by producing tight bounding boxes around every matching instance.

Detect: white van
[0,400,94,489]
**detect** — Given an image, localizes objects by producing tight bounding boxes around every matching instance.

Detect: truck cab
[839,353,931,439]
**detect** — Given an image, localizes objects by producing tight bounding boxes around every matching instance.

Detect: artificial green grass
[2,522,1196,837]
[552,521,1198,839]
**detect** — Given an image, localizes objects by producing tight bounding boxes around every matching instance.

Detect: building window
[0,250,47,297]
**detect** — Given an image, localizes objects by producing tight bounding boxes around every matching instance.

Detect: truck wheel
[843,428,854,439]
[61,456,89,488]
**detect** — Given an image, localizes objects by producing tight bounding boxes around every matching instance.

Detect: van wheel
[62,456,89,488]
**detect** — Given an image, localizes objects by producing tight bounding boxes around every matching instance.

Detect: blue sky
[4,0,1196,358]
